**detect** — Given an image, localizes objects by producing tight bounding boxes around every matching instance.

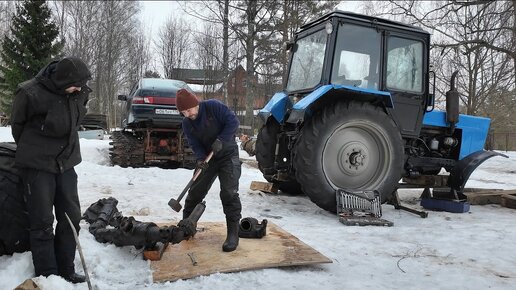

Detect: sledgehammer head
[168,198,182,212]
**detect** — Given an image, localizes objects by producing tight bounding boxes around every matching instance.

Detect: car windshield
[286,29,328,92]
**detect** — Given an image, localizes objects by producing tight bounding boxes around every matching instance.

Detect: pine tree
[0,0,63,116]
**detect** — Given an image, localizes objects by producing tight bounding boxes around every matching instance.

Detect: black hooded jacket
[11,57,92,173]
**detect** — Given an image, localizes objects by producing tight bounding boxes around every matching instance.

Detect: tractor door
[383,34,428,138]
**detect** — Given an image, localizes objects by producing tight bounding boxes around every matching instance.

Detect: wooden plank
[464,189,516,205]
[501,194,516,209]
[462,188,504,193]
[465,192,504,205]
[151,222,332,282]
[14,279,40,290]
[250,181,278,193]
[143,242,169,261]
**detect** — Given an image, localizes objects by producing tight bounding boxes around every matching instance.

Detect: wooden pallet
[150,221,332,282]
[463,189,516,209]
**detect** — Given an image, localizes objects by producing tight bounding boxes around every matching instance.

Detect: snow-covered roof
[187,82,224,93]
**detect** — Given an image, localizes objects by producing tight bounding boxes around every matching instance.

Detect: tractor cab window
[386,37,423,93]
[286,29,328,92]
[331,23,381,90]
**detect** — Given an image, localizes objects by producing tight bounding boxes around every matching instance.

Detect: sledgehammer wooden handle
[168,151,214,212]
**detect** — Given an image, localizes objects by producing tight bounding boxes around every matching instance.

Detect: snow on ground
[1,126,516,290]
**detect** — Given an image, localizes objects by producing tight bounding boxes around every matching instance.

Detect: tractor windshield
[286,29,328,92]
[331,23,381,90]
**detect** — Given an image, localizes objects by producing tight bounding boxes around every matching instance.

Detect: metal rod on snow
[65,212,93,290]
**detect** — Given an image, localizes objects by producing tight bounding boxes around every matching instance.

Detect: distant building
[172,65,280,114]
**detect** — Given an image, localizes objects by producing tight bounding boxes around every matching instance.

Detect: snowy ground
[1,126,515,290]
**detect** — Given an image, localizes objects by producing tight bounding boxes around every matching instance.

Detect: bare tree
[193,23,223,98]
[156,17,192,79]
[228,0,282,134]
[52,0,144,128]
[0,1,16,41]
[180,0,238,106]
[276,1,338,85]
[0,1,16,112]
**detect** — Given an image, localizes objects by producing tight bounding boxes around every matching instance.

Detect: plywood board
[151,222,332,282]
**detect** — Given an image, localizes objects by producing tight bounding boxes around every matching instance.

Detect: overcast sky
[138,1,360,74]
[140,1,360,33]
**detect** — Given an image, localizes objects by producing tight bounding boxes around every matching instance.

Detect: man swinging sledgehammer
[176,89,242,252]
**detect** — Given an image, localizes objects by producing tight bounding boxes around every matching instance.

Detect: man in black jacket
[10,57,92,284]
[176,88,242,252]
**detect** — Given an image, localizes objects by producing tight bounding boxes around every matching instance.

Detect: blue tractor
[256,11,506,212]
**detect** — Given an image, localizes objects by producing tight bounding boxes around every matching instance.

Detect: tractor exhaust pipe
[446,71,460,134]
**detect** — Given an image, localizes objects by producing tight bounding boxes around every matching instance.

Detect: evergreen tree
[0,0,63,115]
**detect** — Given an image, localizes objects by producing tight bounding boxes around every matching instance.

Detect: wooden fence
[486,132,516,152]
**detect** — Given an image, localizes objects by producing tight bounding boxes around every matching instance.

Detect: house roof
[172,68,226,83]
[188,82,224,93]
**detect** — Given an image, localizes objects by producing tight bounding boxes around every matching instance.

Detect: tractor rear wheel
[294,102,403,212]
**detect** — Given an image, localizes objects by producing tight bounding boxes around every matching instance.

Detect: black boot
[61,272,86,284]
[222,219,239,252]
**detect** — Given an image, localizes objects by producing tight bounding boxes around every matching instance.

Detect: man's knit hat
[176,89,199,111]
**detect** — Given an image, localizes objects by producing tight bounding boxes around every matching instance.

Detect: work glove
[177,219,197,239]
[196,160,209,171]
[211,138,223,155]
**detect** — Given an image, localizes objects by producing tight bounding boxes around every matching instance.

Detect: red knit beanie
[176,89,200,111]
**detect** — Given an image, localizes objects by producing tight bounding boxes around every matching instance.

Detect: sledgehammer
[168,151,214,212]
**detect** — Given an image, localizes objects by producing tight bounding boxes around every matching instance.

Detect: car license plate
[155,109,179,115]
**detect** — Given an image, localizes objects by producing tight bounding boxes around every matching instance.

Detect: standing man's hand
[211,138,223,154]
[196,160,209,171]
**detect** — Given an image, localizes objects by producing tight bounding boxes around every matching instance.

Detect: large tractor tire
[294,102,403,212]
[0,143,30,256]
[256,119,302,194]
[256,119,280,182]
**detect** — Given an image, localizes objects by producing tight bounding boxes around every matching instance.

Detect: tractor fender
[448,150,508,192]
[258,91,289,124]
[286,84,393,124]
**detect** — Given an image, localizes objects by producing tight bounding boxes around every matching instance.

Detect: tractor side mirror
[117,94,127,101]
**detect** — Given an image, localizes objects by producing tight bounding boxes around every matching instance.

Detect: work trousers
[183,151,242,222]
[21,168,81,277]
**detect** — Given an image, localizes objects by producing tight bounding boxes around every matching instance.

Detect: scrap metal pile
[83,197,204,249]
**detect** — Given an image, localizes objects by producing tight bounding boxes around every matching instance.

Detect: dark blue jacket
[182,99,239,161]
